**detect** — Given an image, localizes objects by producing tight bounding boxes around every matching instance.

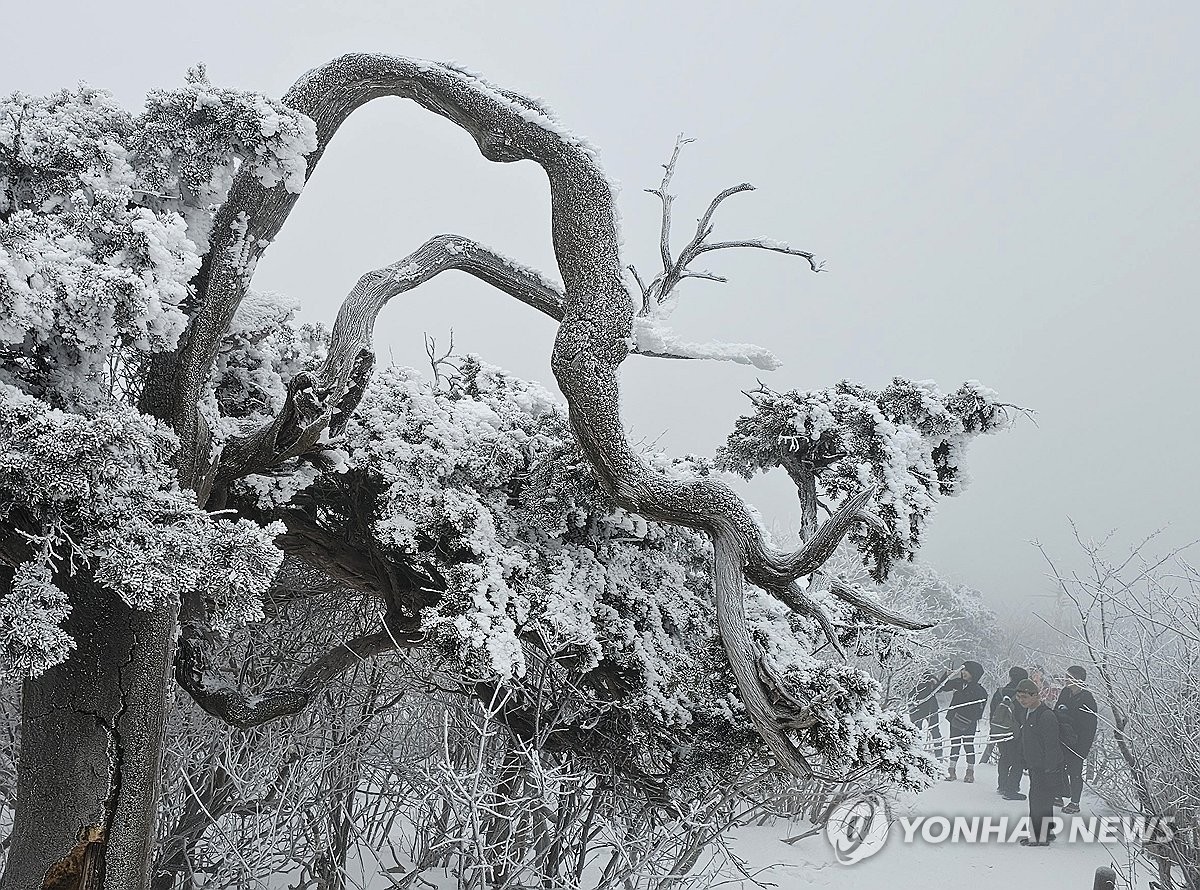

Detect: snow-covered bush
[0,385,283,680]
[0,74,317,684]
[0,76,314,407]
[219,346,932,790]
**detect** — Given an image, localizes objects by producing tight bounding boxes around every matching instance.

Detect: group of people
[909,660,1099,846]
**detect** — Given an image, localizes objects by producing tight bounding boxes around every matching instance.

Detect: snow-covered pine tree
[1,77,312,886]
[717,378,1013,579]
[1,58,1002,886]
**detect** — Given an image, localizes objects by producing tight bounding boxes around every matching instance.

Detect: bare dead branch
[649,135,694,276]
[696,239,823,272]
[679,270,728,283]
[626,140,819,324]
[424,331,462,390]
[692,183,755,248]
[626,264,651,313]
[825,579,937,631]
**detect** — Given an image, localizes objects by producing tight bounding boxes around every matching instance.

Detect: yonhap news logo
[825,794,1188,866]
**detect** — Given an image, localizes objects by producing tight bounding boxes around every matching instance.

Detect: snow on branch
[622,135,822,373]
[718,378,1016,579]
[631,317,782,370]
[824,578,936,631]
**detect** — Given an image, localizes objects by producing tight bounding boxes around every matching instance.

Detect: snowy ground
[722,760,1140,889]
[328,760,1149,889]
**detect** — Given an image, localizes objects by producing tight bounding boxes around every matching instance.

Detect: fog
[4,1,1197,605]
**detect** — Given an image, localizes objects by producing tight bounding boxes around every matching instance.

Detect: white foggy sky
[3,2,1197,607]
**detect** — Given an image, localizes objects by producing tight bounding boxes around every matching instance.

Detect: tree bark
[3,578,177,890]
[780,454,819,544]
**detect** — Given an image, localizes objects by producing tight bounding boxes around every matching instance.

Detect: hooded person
[990,666,1029,799]
[1016,677,1063,845]
[943,660,987,782]
[1054,665,1099,813]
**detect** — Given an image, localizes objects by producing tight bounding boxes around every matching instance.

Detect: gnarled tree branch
[211,234,564,489]
[175,587,424,730]
[150,55,561,485]
[162,54,916,778]
[825,578,936,631]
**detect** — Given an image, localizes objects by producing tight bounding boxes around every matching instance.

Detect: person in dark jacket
[943,660,987,783]
[990,666,1029,799]
[909,670,949,759]
[1015,678,1063,845]
[1054,665,1099,813]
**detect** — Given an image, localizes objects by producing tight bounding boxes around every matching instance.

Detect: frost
[0,77,317,406]
[240,460,321,511]
[0,386,285,679]
[213,286,327,429]
[138,70,317,213]
[0,562,74,682]
[246,94,317,194]
[231,287,299,337]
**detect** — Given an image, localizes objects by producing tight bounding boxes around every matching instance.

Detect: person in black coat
[943,660,987,782]
[990,666,1029,799]
[1015,678,1063,845]
[1054,665,1099,813]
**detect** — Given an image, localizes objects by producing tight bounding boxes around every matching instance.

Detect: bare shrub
[1043,531,1200,890]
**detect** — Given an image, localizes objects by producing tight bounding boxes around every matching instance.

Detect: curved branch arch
[169,53,912,778]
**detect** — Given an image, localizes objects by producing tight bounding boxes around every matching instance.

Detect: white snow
[721,760,1141,889]
[631,316,783,370]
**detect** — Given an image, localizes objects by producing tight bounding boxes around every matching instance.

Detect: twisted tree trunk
[155,53,909,779]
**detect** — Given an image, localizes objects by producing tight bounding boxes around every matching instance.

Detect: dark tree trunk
[3,577,177,890]
[780,451,819,543]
